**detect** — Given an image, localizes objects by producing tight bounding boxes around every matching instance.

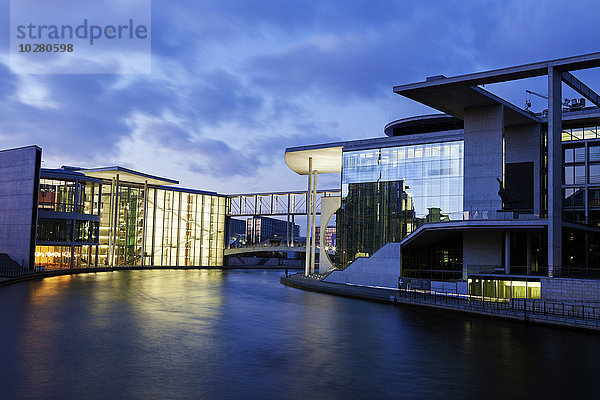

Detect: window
[590,165,600,184]
[37,218,73,242]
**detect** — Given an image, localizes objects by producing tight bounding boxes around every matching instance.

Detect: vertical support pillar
[305,157,312,276]
[548,66,562,277]
[526,232,532,275]
[71,178,79,269]
[142,180,148,266]
[291,214,295,247]
[310,172,317,274]
[151,189,157,266]
[286,194,291,247]
[504,231,510,274]
[112,174,120,267]
[108,178,114,266]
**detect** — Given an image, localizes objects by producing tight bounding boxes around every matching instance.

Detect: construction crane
[525,90,548,111]
[525,90,586,112]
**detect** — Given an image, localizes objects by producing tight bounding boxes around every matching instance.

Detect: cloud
[3,0,600,195]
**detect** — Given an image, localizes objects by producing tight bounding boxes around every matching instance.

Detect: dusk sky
[2,0,600,194]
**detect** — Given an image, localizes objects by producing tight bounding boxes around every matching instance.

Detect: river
[0,269,598,399]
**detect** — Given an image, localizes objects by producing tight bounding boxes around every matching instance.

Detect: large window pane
[574,147,586,163]
[590,165,600,184]
[564,166,574,185]
[564,148,574,163]
[590,145,600,162]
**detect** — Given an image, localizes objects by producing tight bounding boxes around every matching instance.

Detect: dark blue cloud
[2,0,600,188]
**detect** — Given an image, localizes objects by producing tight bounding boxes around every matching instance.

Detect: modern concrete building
[0,148,226,270]
[285,52,600,301]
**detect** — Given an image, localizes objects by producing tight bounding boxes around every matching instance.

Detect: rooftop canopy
[76,166,179,186]
[285,144,343,175]
[394,52,600,125]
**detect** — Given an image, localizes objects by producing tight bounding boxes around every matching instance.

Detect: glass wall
[39,179,77,212]
[34,244,96,269]
[342,141,463,221]
[338,141,463,266]
[37,218,73,242]
[98,183,226,267]
[38,178,101,214]
[35,245,73,269]
[468,277,541,299]
[560,124,600,277]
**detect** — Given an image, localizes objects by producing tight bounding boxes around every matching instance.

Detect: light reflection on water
[0,269,599,400]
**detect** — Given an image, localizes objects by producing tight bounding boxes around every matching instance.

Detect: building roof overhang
[41,168,103,184]
[394,52,600,126]
[396,84,540,126]
[76,166,179,186]
[400,220,547,249]
[284,145,343,175]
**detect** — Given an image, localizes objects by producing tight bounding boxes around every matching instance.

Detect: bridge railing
[226,189,341,216]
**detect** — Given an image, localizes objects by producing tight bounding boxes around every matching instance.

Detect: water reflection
[0,270,598,399]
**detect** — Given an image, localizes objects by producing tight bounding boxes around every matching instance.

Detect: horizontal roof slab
[285,146,342,175]
[77,167,179,186]
[394,52,600,92]
[398,85,539,126]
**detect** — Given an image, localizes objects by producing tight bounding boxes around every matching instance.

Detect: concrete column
[305,157,312,276]
[526,232,532,275]
[548,66,563,277]
[504,231,510,274]
[286,194,290,246]
[71,178,79,269]
[319,196,341,273]
[141,180,148,266]
[291,214,295,247]
[108,178,114,266]
[310,172,317,274]
[112,175,120,267]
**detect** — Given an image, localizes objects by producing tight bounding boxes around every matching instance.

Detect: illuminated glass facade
[34,168,226,269]
[337,141,463,266]
[98,183,225,268]
[560,124,600,277]
[35,173,102,270]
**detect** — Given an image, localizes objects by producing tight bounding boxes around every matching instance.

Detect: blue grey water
[0,269,598,400]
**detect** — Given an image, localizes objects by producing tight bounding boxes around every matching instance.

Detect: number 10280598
[18,43,73,52]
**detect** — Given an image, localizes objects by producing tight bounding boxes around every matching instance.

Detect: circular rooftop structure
[384,114,463,137]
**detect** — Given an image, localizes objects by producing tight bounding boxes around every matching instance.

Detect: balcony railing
[419,209,544,225]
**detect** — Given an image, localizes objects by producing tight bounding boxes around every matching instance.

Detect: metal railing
[397,288,600,328]
[421,209,544,223]
[0,266,45,278]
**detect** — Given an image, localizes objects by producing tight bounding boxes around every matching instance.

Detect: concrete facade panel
[541,277,600,302]
[324,243,401,289]
[463,105,504,214]
[463,230,502,278]
[505,124,541,214]
[0,146,41,268]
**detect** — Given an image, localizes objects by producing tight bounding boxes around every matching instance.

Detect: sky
[1,0,600,195]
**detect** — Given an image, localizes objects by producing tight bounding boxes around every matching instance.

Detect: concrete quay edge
[280,274,600,333]
[0,265,301,287]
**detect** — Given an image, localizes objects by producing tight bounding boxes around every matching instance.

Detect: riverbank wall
[0,265,299,287]
[281,274,600,332]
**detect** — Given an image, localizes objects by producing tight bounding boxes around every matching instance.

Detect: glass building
[338,141,464,267]
[35,166,225,269]
[35,169,101,269]
[285,50,600,302]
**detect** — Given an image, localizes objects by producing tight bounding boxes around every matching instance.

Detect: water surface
[0,269,598,399]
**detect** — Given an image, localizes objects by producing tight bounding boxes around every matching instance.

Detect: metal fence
[397,288,600,328]
[0,266,44,278]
